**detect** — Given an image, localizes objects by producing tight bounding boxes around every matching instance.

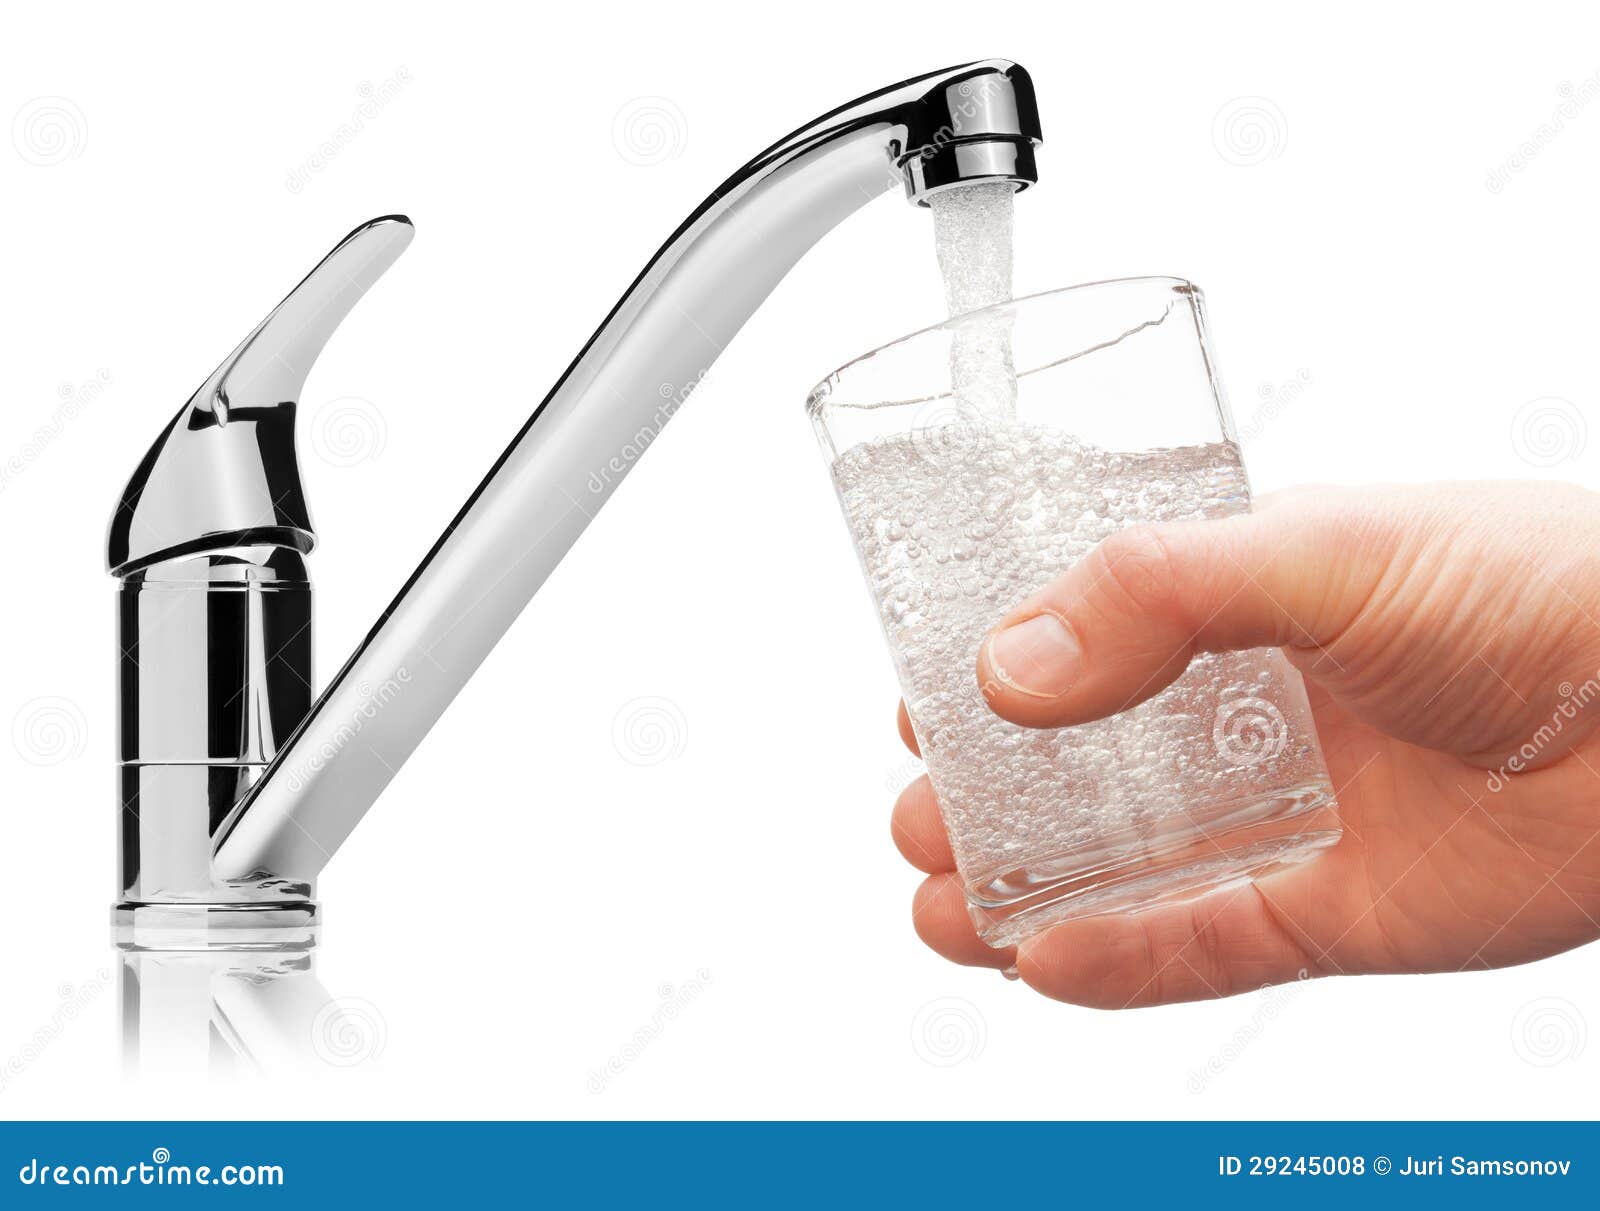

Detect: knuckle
[1093,524,1181,616]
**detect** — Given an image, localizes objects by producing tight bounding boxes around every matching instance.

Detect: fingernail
[985,613,1080,699]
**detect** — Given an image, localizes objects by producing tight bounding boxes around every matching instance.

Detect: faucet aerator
[900,137,1039,205]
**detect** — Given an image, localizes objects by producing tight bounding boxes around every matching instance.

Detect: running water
[929,181,1015,315]
[927,182,1018,421]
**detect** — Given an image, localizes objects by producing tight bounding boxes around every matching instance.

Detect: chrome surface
[109,219,413,948]
[902,137,1038,203]
[108,217,414,574]
[895,67,1041,203]
[112,59,1042,924]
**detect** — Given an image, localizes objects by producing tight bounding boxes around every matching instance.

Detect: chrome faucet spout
[115,60,1042,924]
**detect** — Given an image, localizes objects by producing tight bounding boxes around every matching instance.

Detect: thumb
[975,497,1385,729]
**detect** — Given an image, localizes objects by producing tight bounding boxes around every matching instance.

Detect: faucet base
[111,901,320,953]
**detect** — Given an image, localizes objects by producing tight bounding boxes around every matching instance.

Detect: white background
[1,1,1597,1119]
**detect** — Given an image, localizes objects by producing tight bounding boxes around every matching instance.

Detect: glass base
[112,901,320,952]
[966,782,1340,948]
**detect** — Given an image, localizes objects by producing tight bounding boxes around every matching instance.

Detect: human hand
[893,483,1600,1007]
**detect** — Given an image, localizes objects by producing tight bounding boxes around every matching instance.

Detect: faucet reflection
[119,950,382,1077]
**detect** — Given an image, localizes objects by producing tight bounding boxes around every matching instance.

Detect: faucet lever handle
[107,215,413,575]
[204,215,415,421]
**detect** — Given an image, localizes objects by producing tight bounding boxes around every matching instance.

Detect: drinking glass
[808,277,1341,947]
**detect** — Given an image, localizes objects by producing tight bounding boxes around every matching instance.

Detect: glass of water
[808,276,1340,947]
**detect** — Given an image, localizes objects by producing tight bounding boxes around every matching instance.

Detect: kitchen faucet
[108,59,1042,949]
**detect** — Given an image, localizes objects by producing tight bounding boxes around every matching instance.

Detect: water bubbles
[832,426,1327,925]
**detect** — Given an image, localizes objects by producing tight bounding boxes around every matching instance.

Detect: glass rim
[805,273,1203,416]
